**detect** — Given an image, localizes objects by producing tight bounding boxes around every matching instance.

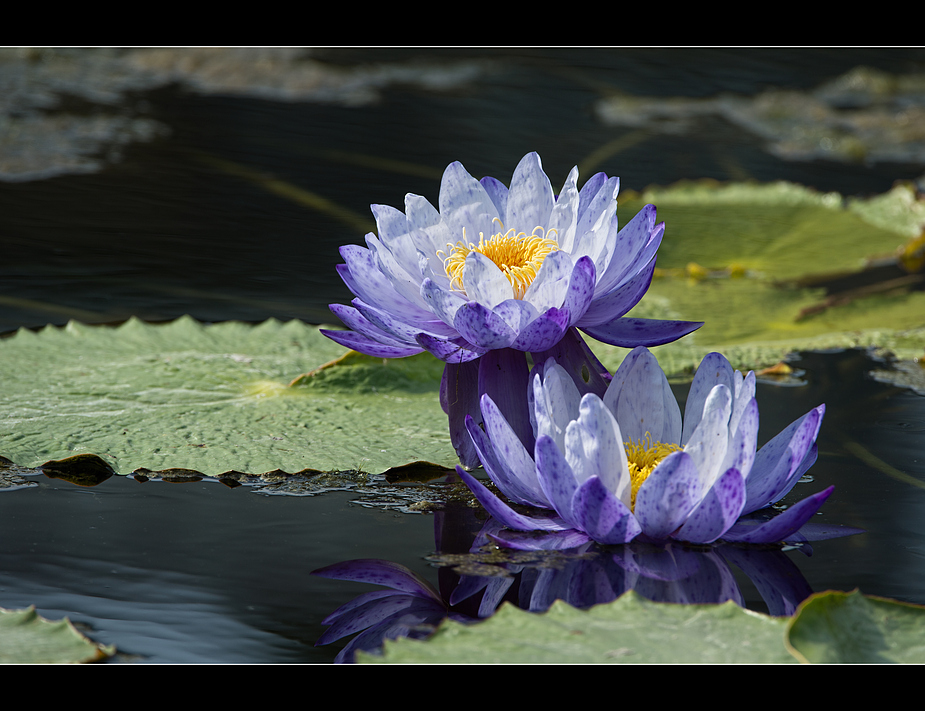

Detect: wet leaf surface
[787,590,925,663]
[0,606,114,664]
[360,590,797,664]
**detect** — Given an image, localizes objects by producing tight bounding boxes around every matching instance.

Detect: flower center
[440,220,559,300]
[624,433,683,510]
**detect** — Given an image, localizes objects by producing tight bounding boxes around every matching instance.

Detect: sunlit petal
[457,349,841,549]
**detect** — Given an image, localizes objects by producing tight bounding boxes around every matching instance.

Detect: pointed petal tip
[580,318,703,348]
[726,485,837,544]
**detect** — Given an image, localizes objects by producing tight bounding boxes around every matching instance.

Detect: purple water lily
[321,153,702,466]
[457,347,838,547]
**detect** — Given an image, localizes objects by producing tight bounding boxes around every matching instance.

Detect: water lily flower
[321,153,702,466]
[456,348,838,546]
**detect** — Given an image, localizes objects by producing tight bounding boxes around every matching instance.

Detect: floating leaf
[869,357,925,395]
[589,181,925,376]
[358,591,796,664]
[787,590,925,663]
[0,607,114,664]
[0,316,453,475]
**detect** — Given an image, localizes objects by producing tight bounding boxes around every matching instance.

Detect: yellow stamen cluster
[440,221,559,300]
[624,433,683,511]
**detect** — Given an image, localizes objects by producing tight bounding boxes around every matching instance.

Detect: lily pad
[359,587,925,664]
[590,180,925,376]
[0,606,114,664]
[358,590,796,664]
[0,316,454,476]
[786,590,925,663]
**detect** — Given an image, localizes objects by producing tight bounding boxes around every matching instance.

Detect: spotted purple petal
[580,317,704,348]
[724,486,835,544]
[634,450,702,540]
[510,306,570,351]
[571,475,641,544]
[465,414,542,506]
[415,332,486,363]
[562,256,597,327]
[328,303,411,349]
[534,434,580,525]
[454,300,517,349]
[743,405,825,513]
[674,468,747,544]
[319,328,423,358]
[455,468,569,533]
[578,255,657,326]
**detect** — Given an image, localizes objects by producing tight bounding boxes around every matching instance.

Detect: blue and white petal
[604,346,681,446]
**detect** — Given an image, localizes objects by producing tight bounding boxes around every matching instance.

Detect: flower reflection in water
[312,505,861,663]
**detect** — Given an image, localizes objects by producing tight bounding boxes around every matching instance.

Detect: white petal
[522,250,573,312]
[439,161,499,228]
[565,395,631,504]
[605,347,681,445]
[492,298,539,334]
[532,361,582,453]
[729,370,756,438]
[404,193,440,231]
[548,166,580,252]
[371,203,410,246]
[421,278,468,326]
[480,176,509,219]
[365,234,428,310]
[682,384,732,497]
[505,152,554,235]
[718,396,759,479]
[571,177,618,263]
[682,352,735,445]
[463,252,514,308]
[449,202,500,248]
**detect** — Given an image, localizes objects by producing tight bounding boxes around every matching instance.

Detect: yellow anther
[439,219,559,300]
[624,433,683,510]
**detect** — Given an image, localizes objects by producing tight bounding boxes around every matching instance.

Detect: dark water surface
[2,48,925,662]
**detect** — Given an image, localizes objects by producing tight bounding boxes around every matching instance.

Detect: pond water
[2,48,925,663]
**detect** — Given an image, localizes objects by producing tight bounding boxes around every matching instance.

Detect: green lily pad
[0,606,114,664]
[786,590,925,663]
[598,180,925,376]
[358,590,796,664]
[360,588,925,664]
[0,316,454,476]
